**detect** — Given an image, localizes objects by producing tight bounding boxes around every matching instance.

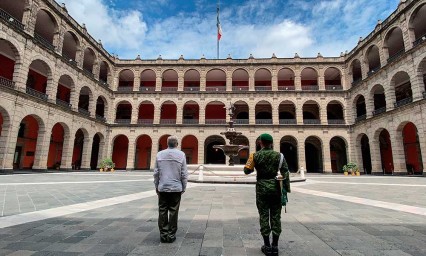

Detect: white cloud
[57,0,399,59]
[61,0,147,56]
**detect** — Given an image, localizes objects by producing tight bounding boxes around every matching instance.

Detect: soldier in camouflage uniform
[244,133,289,256]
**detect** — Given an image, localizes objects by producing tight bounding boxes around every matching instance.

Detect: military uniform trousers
[256,182,282,236]
[158,192,182,241]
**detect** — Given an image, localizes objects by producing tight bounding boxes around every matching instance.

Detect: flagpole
[217,1,220,59]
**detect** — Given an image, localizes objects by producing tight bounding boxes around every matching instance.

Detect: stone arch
[47,122,70,169]
[390,71,412,107]
[135,134,152,169]
[182,135,199,164]
[234,100,249,122]
[34,8,59,46]
[205,101,226,124]
[374,128,394,174]
[255,100,272,124]
[280,135,298,172]
[254,68,272,90]
[0,38,22,83]
[115,100,132,123]
[0,0,26,22]
[396,122,423,175]
[184,69,200,91]
[329,136,348,173]
[278,68,295,89]
[408,3,426,45]
[162,69,178,90]
[324,67,342,89]
[183,101,200,124]
[82,47,97,73]
[62,31,80,61]
[206,68,226,90]
[365,44,381,74]
[26,59,53,96]
[232,68,249,91]
[327,100,345,123]
[354,94,367,121]
[90,132,105,170]
[99,61,110,84]
[350,58,362,85]
[160,101,177,124]
[383,26,405,60]
[95,95,108,119]
[56,74,74,105]
[305,136,323,173]
[357,133,372,174]
[112,134,129,169]
[118,69,135,91]
[302,100,320,123]
[301,67,319,89]
[204,135,226,164]
[138,100,155,124]
[370,84,386,114]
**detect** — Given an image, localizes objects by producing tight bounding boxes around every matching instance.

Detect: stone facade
[0,0,425,174]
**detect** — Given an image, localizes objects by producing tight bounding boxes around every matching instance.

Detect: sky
[57,0,400,60]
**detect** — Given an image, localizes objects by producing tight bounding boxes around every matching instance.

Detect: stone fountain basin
[188,164,246,175]
[212,145,249,156]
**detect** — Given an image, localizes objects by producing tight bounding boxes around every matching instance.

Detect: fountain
[213,102,249,166]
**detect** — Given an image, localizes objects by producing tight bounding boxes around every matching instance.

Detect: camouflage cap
[259,133,273,142]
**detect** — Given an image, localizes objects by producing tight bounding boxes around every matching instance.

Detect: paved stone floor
[0,173,426,256]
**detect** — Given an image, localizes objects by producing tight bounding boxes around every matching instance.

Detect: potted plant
[342,162,358,176]
[100,158,115,172]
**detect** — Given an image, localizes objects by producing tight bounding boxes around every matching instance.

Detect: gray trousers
[158,192,182,240]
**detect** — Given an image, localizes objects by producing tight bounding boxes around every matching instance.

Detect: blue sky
[58,0,400,59]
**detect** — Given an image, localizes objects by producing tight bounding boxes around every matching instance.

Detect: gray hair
[167,135,179,148]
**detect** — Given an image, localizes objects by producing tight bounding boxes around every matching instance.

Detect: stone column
[22,3,34,35]
[294,75,301,91]
[199,105,206,124]
[176,105,183,125]
[89,94,96,118]
[178,72,184,92]
[370,134,382,174]
[323,139,332,173]
[298,141,305,172]
[361,59,368,80]
[391,129,405,174]
[272,104,279,125]
[249,105,256,125]
[46,75,58,103]
[13,61,29,92]
[156,74,162,92]
[153,103,161,124]
[198,135,205,164]
[61,131,75,170]
[150,136,159,171]
[385,87,396,112]
[320,102,327,125]
[365,95,374,118]
[411,73,425,101]
[0,114,20,171]
[318,74,325,91]
[200,71,206,92]
[126,134,136,171]
[226,71,232,92]
[271,73,278,91]
[134,75,141,92]
[249,71,255,91]
[296,102,303,125]
[131,103,138,124]
[80,136,93,170]
[32,125,49,170]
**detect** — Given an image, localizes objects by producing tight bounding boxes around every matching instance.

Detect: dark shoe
[271,246,279,255]
[261,245,272,256]
[168,236,176,243]
[160,237,169,243]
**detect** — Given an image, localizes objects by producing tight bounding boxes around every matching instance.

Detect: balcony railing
[234,119,249,125]
[78,108,90,116]
[138,119,154,125]
[160,119,176,124]
[367,66,381,77]
[303,119,321,125]
[61,54,78,67]
[183,87,200,92]
[0,76,15,89]
[206,86,226,92]
[328,119,345,125]
[355,115,367,122]
[413,34,426,47]
[387,49,405,64]
[372,107,386,116]
[352,78,362,87]
[205,119,226,125]
[56,98,71,109]
[278,86,295,91]
[161,87,178,92]
[232,86,249,91]
[302,85,319,91]
[256,119,273,125]
[325,85,343,91]
[183,119,199,124]
[96,115,106,122]
[279,119,297,125]
[34,33,55,51]
[117,86,133,93]
[98,81,109,89]
[394,97,412,108]
[0,8,25,30]
[82,68,95,78]
[255,86,272,91]
[26,87,48,101]
[139,86,155,92]
[115,119,131,124]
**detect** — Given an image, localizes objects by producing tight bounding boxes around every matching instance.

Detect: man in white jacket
[153,135,188,243]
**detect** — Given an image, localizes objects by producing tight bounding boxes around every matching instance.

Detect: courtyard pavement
[0,173,426,256]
